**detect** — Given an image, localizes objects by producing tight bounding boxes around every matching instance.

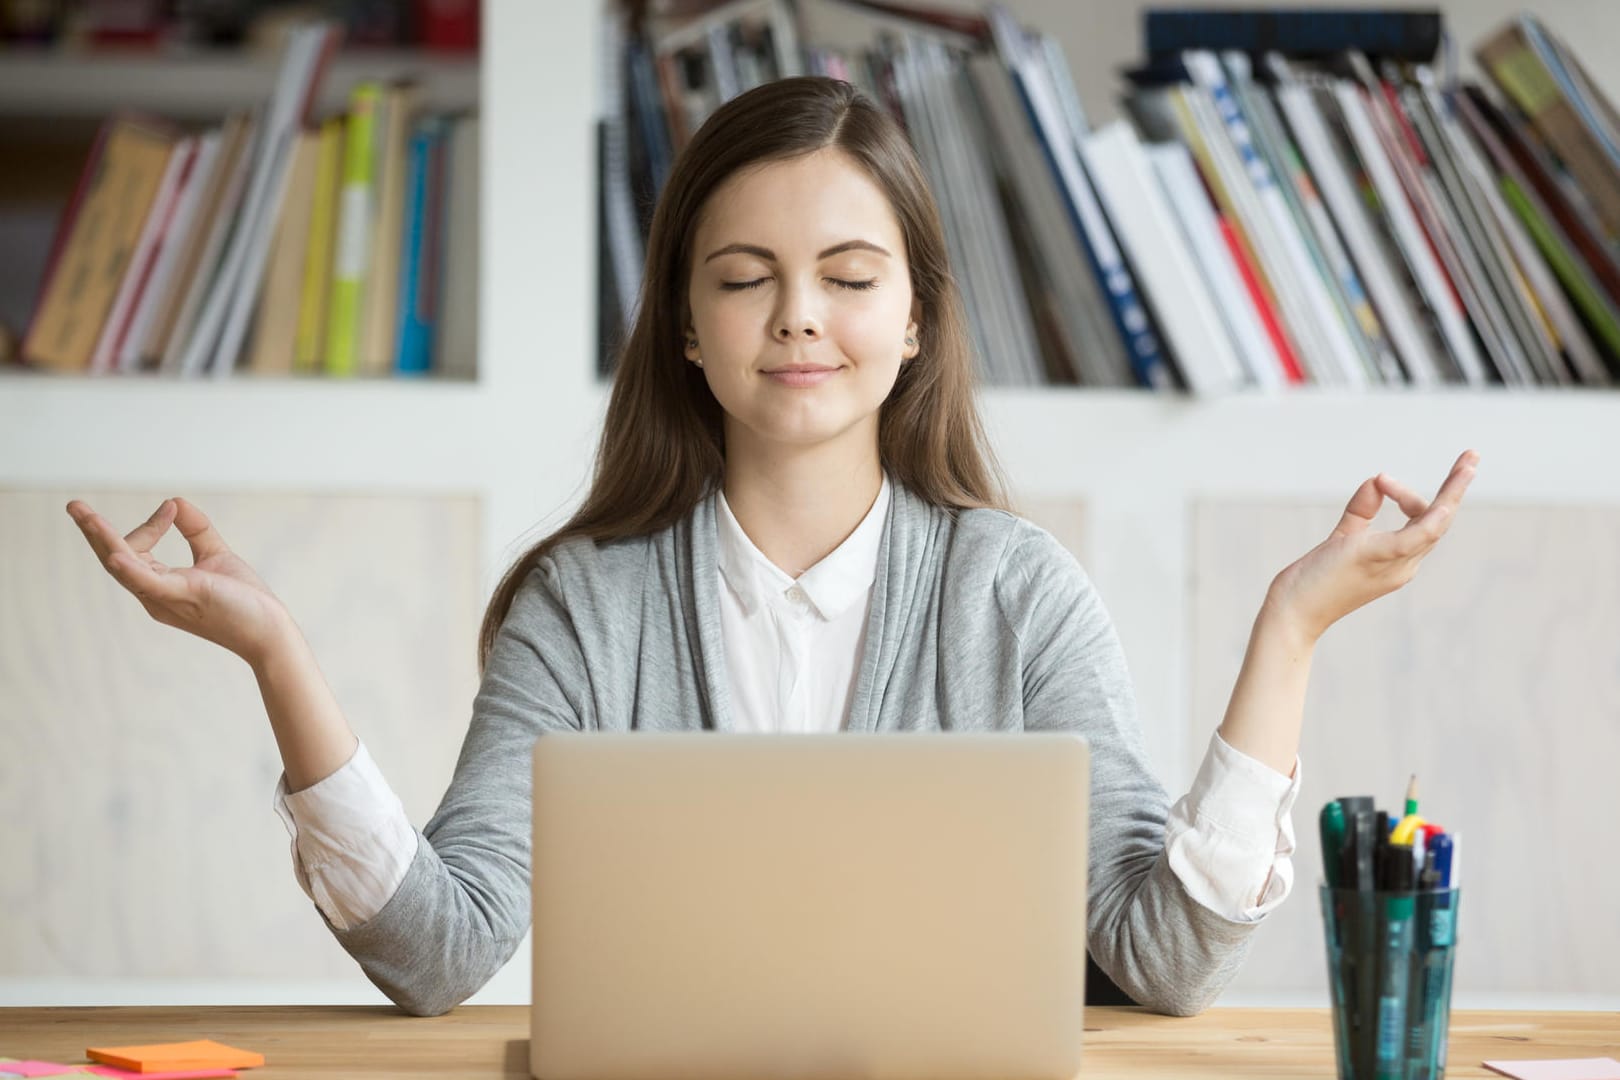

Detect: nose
[773,284,824,342]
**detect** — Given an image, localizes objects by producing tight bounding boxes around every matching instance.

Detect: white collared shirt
[713,473,890,733]
[274,472,1300,931]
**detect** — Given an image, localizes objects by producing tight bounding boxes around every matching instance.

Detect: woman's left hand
[1265,449,1480,645]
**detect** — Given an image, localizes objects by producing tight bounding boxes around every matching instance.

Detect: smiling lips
[763,364,839,387]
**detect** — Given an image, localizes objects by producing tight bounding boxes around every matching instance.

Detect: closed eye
[720,278,878,292]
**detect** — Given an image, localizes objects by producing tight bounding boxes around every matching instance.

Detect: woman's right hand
[67,496,293,667]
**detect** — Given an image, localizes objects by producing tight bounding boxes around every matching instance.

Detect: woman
[66,77,1477,1017]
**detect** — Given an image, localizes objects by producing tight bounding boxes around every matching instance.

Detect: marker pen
[1375,846,1415,1080]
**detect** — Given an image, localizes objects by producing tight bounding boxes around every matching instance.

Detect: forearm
[251,616,359,792]
[1216,585,1316,778]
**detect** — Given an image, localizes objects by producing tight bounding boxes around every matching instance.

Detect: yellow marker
[1391,813,1426,845]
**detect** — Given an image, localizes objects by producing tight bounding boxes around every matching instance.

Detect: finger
[171,497,230,562]
[69,504,140,569]
[124,498,179,554]
[1331,476,1384,538]
[1431,450,1480,514]
[1375,474,1429,519]
[1387,452,1479,555]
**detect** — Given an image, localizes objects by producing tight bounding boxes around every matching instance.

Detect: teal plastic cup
[1319,884,1460,1080]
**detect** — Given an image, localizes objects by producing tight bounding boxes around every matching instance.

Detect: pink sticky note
[83,1071,235,1080]
[1483,1059,1620,1080]
[0,1063,86,1078]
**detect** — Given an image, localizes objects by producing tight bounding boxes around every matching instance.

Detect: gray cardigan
[327,478,1257,1016]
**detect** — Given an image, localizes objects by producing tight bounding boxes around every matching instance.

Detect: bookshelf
[0,49,478,118]
[2,0,1617,1011]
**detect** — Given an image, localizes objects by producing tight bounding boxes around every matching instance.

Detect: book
[246,126,321,375]
[986,3,1175,389]
[180,20,339,377]
[151,111,256,373]
[395,115,450,376]
[21,113,180,371]
[1266,57,1448,385]
[1222,50,1392,384]
[1476,16,1620,246]
[435,112,479,380]
[1144,8,1444,64]
[325,80,382,377]
[1082,120,1246,395]
[966,49,1132,386]
[360,79,420,376]
[115,129,221,374]
[1146,139,1284,390]
[1431,80,1608,386]
[87,134,198,375]
[295,114,346,374]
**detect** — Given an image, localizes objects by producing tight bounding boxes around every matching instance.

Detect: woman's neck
[721,444,884,579]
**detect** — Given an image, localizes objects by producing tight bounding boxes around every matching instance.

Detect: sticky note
[1483,1060,1620,1080]
[84,1069,236,1079]
[84,1041,262,1073]
[0,1063,87,1078]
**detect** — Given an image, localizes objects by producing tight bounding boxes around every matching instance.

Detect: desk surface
[2,1006,1616,1078]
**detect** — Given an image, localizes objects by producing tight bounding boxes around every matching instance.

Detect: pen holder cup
[1319,885,1461,1080]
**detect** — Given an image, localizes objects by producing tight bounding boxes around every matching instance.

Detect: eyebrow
[702,239,892,263]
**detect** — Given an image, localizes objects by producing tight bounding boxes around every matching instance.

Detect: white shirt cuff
[272,738,418,932]
[1164,730,1301,924]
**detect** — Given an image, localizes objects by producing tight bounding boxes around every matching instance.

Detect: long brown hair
[478,75,1010,673]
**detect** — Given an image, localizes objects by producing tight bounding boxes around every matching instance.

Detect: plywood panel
[0,490,482,978]
[1191,498,1620,995]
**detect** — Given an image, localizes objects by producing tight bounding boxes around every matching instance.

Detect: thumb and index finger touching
[66,496,231,598]
[1334,449,1480,556]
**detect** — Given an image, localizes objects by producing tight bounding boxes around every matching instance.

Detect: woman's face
[684,147,920,459]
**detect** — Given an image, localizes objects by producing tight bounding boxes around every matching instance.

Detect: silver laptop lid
[531,731,1090,1080]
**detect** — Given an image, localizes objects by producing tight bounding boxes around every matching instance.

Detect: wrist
[1261,580,1322,654]
[246,608,305,675]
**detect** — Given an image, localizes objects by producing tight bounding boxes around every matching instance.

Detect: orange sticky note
[84,1041,263,1073]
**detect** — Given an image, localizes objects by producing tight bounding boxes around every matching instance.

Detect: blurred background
[1,0,1616,1010]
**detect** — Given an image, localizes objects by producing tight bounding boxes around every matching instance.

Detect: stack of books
[598,0,1620,393]
[15,21,479,381]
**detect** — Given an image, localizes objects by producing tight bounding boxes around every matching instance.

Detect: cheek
[831,301,908,362]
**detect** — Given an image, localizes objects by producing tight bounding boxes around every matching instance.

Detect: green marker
[1320,800,1347,887]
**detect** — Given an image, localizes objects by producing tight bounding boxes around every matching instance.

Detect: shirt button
[787,586,807,605]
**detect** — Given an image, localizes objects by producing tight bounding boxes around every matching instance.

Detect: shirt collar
[715,471,891,621]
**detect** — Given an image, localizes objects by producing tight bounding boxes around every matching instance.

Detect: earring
[695,359,704,367]
[905,336,915,346]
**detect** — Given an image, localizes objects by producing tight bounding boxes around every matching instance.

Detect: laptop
[530,731,1092,1080]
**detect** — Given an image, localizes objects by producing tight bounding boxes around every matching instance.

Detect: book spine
[987,7,1173,388]
[395,124,434,375]
[326,83,381,378]
[296,115,345,374]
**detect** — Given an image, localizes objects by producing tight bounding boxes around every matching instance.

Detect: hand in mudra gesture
[1268,449,1480,644]
[66,497,291,666]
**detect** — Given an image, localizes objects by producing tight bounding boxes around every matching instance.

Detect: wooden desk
[2,1006,1616,1078]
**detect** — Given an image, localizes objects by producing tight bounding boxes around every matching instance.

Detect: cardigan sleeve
[323,557,589,1016]
[995,521,1264,1016]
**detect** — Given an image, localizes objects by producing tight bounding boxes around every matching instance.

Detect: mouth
[763,364,841,387]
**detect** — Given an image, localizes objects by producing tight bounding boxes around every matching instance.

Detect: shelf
[0,48,479,119]
[977,385,1619,502]
[0,372,498,493]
